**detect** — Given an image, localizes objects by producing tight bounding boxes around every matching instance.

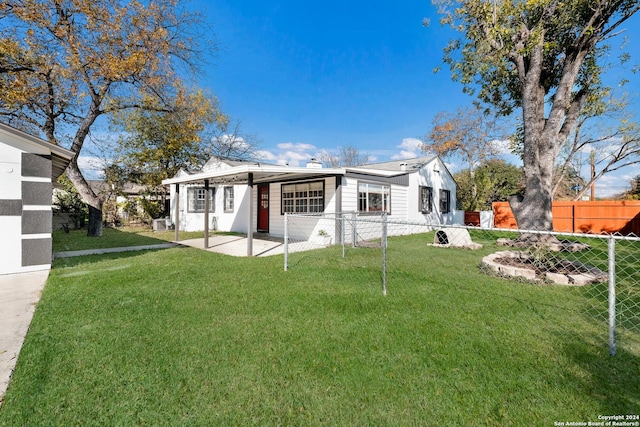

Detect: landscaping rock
[545,272,569,285]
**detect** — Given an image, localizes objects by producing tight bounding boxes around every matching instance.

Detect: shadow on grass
[51,246,191,271]
[557,332,640,415]
[52,227,170,252]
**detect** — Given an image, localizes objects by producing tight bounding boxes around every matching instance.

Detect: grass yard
[1,229,639,425]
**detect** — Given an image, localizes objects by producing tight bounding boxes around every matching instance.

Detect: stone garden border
[481,250,608,286]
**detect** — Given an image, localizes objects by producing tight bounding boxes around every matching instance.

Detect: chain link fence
[284,212,640,356]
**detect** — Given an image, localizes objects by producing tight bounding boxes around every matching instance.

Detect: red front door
[257,184,269,232]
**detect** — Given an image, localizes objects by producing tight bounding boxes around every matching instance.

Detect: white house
[162,155,458,255]
[0,123,74,275]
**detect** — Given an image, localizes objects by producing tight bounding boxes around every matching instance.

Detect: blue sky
[187,0,640,198]
[194,0,469,164]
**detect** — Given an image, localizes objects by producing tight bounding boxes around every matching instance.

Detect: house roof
[0,122,74,181]
[202,156,264,170]
[350,156,438,173]
[161,155,448,187]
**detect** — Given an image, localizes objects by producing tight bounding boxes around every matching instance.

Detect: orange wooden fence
[464,211,481,226]
[492,200,640,235]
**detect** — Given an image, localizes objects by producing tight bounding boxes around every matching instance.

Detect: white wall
[1,142,24,275]
[170,183,249,233]
[170,176,339,240]
[0,143,21,199]
[408,157,458,225]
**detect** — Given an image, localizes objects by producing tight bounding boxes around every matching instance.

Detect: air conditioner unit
[153,218,169,231]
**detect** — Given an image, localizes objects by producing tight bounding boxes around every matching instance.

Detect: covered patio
[162,163,346,256]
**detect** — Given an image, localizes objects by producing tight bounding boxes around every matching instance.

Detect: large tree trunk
[511,51,555,232]
[66,158,104,237]
[87,205,104,237]
[510,33,588,236]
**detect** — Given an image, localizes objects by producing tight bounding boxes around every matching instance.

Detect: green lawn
[1,230,639,425]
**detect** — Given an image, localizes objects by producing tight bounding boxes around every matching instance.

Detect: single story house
[0,123,74,275]
[162,155,458,255]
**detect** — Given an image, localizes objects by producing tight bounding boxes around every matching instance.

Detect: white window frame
[224,186,234,213]
[439,189,451,213]
[281,181,325,214]
[358,182,391,214]
[420,186,433,214]
[187,187,215,213]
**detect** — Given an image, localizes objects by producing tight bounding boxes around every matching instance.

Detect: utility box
[153,218,170,231]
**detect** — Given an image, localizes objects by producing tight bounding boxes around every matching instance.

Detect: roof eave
[161,165,347,186]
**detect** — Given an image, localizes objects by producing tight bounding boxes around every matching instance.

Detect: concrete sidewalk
[53,242,179,258]
[0,269,49,407]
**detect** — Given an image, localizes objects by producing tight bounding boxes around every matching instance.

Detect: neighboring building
[87,180,168,226]
[0,123,74,275]
[163,155,458,253]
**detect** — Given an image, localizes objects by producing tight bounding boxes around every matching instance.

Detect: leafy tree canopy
[454,159,524,211]
[435,0,640,233]
[0,0,214,236]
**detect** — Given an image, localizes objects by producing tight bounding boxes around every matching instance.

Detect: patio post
[174,184,180,242]
[247,173,253,256]
[335,176,343,243]
[204,179,210,249]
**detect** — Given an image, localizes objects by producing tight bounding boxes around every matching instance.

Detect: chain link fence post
[341,212,346,258]
[351,211,357,247]
[382,212,388,296]
[608,235,616,356]
[284,212,289,271]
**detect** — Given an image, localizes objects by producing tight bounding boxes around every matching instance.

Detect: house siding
[407,157,458,225]
[268,176,337,239]
[0,130,66,275]
[166,156,460,243]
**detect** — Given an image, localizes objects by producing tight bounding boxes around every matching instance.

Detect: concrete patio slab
[177,234,325,257]
[178,235,286,257]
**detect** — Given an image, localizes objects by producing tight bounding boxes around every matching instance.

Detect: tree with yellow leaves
[424,105,504,210]
[0,0,224,236]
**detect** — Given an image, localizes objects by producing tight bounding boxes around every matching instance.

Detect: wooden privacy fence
[492,200,640,235]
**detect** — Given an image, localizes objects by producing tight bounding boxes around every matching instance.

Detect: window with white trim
[439,189,451,213]
[224,186,234,213]
[187,187,214,213]
[281,181,324,214]
[358,182,390,213]
[420,186,433,213]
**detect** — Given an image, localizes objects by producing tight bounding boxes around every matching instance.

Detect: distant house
[85,180,168,226]
[162,155,458,254]
[0,123,74,275]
